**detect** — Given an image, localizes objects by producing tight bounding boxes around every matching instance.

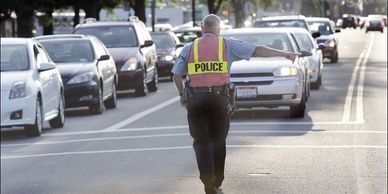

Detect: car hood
[230,57,295,74]
[316,34,335,41]
[1,71,31,91]
[56,62,95,83]
[107,47,139,66]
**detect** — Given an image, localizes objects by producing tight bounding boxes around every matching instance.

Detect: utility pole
[151,0,156,32]
[192,0,196,27]
[321,0,325,17]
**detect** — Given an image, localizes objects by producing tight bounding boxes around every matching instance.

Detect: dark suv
[73,16,158,96]
[341,14,357,29]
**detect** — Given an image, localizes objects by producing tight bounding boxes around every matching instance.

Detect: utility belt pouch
[228,83,236,106]
[183,80,193,101]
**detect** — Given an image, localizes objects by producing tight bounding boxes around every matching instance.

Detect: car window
[175,31,202,44]
[40,40,95,63]
[151,33,175,49]
[37,44,51,63]
[74,26,138,48]
[255,20,308,30]
[223,33,294,52]
[294,32,314,50]
[0,44,30,71]
[308,21,333,35]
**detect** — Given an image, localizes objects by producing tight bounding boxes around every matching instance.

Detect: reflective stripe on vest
[187,37,228,75]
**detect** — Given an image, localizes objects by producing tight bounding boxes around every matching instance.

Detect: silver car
[221,28,312,118]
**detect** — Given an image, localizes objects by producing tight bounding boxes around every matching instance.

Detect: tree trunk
[43,8,53,35]
[81,1,101,20]
[73,2,80,27]
[15,8,34,37]
[231,0,245,28]
[208,0,223,14]
[133,0,146,23]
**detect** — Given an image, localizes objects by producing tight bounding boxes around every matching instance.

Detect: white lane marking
[101,96,180,131]
[356,34,374,122]
[342,34,374,122]
[39,121,365,137]
[2,145,386,159]
[3,130,386,148]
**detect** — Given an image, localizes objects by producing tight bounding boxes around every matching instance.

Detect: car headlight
[163,55,174,61]
[67,72,94,84]
[9,81,26,99]
[121,57,138,71]
[273,66,298,77]
[326,40,336,47]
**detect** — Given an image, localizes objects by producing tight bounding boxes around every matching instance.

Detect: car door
[90,38,112,99]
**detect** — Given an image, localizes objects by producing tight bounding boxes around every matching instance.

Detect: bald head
[201,14,221,35]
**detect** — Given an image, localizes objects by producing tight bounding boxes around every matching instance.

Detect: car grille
[230,72,274,77]
[233,81,273,86]
[236,94,296,101]
[316,39,326,44]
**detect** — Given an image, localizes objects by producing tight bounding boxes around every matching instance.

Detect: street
[1,28,387,194]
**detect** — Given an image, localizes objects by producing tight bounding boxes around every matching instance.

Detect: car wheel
[89,86,104,114]
[49,93,65,128]
[25,97,43,137]
[135,72,149,96]
[147,68,158,92]
[310,81,320,90]
[290,88,306,118]
[330,52,338,63]
[104,81,117,109]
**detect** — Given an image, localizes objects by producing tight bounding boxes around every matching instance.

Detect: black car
[341,14,357,29]
[307,17,340,63]
[150,31,183,80]
[73,16,158,96]
[36,34,118,114]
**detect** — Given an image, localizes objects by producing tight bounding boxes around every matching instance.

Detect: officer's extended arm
[252,46,297,62]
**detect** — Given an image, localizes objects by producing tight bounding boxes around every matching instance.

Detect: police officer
[172,14,298,194]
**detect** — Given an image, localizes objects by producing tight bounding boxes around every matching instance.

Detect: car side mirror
[317,43,326,50]
[312,32,321,38]
[38,62,56,72]
[98,54,110,61]
[175,43,184,49]
[299,50,313,57]
[140,40,154,49]
[335,28,341,33]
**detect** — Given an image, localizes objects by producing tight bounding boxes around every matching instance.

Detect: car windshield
[294,32,314,50]
[174,31,202,44]
[255,20,307,30]
[308,21,333,35]
[40,40,95,63]
[151,33,174,49]
[0,44,29,72]
[223,33,294,52]
[74,26,138,48]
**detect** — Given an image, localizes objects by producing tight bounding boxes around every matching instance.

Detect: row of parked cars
[336,14,386,33]
[1,15,340,137]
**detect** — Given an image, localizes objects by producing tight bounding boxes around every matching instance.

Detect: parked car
[307,17,340,63]
[172,26,202,45]
[150,31,183,80]
[365,15,384,33]
[36,34,118,114]
[341,14,358,29]
[1,38,65,137]
[221,28,312,118]
[254,15,320,38]
[287,27,324,89]
[73,16,158,96]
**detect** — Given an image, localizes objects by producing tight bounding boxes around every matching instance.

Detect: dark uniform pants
[187,92,230,190]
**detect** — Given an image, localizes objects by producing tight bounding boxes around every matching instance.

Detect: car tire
[330,52,338,63]
[147,68,158,92]
[25,97,43,137]
[311,81,320,90]
[135,72,149,96]
[89,86,104,114]
[290,88,306,118]
[104,81,117,109]
[49,93,65,128]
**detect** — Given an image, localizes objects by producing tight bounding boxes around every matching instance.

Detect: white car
[221,28,312,118]
[287,27,324,89]
[1,38,65,137]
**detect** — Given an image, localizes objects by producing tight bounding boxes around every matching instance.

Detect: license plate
[236,87,257,98]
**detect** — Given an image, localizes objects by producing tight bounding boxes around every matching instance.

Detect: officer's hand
[180,95,187,108]
[284,52,298,63]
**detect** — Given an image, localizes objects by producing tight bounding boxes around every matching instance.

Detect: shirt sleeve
[225,37,256,62]
[171,43,191,76]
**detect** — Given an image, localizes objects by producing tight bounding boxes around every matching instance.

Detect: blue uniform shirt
[171,33,256,76]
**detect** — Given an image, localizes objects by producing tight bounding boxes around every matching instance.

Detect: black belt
[190,85,228,94]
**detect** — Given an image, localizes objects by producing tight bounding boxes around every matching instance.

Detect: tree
[127,0,147,23]
[230,0,271,28]
[207,0,224,14]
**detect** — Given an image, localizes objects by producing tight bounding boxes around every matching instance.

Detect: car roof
[172,26,201,32]
[259,15,306,21]
[34,34,91,41]
[221,28,291,35]
[1,38,32,45]
[306,17,330,22]
[74,21,134,29]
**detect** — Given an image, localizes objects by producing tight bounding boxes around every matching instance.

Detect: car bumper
[64,81,100,108]
[232,77,303,109]
[117,69,143,90]
[366,27,383,31]
[1,92,36,127]
[322,47,337,59]
[157,61,175,77]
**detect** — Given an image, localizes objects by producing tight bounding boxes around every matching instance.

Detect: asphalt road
[1,28,387,194]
